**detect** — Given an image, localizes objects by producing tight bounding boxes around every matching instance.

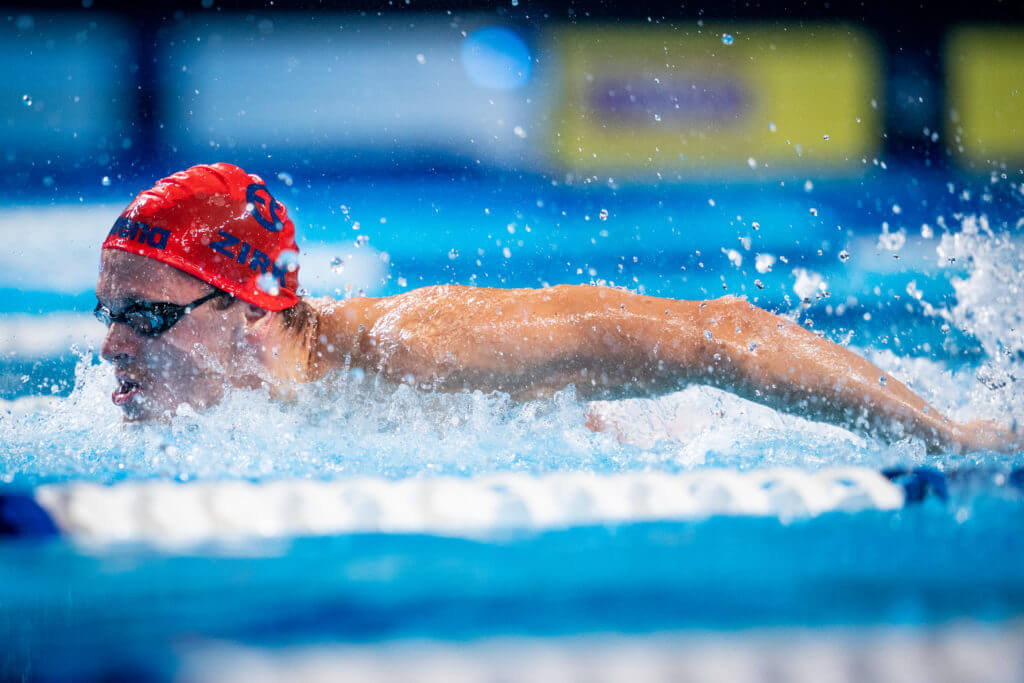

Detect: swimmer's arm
[309,286,1014,453]
[637,294,1013,454]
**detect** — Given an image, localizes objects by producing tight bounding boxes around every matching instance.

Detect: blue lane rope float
[881,467,951,503]
[0,492,59,538]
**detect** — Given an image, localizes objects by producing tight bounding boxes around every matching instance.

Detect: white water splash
[0,349,950,488]
[932,214,1024,428]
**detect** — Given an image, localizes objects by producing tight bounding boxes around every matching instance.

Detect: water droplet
[397,277,408,287]
[21,94,32,107]
[755,253,775,273]
[101,176,111,187]
[330,256,344,273]
[747,157,757,169]
[277,171,293,187]
[752,221,760,230]
[448,249,459,260]
[822,134,830,141]
[721,33,734,45]
[878,375,886,386]
[891,204,901,214]
[703,330,713,341]
[256,272,281,296]
[416,53,426,65]
[355,235,369,248]
[503,247,512,258]
[652,113,662,122]
[754,279,764,290]
[513,125,527,139]
[598,208,608,221]
[768,122,777,133]
[511,0,518,5]
[275,249,300,273]
[838,249,850,262]
[809,207,818,216]
[878,223,906,252]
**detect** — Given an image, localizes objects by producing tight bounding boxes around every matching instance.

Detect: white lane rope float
[0,467,924,547]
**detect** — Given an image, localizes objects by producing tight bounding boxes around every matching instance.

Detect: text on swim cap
[209,230,288,288]
[107,217,171,250]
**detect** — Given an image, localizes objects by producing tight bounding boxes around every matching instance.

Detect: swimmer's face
[96,250,266,421]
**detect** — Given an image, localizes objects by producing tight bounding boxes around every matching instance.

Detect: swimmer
[95,163,1020,454]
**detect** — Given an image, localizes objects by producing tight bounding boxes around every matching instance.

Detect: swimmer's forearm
[657,297,958,451]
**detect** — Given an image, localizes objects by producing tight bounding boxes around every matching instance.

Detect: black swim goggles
[94,290,224,337]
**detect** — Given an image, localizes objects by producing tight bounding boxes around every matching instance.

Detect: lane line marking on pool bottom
[12,468,907,547]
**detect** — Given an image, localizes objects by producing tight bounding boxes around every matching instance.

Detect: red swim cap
[102,162,300,311]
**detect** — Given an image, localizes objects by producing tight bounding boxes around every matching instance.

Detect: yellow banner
[947,27,1024,165]
[547,24,881,173]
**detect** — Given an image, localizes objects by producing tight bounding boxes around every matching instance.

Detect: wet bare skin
[98,250,1019,453]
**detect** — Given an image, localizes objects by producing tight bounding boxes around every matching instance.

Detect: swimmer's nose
[100,322,139,365]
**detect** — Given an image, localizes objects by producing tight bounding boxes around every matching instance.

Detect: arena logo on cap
[245,182,285,233]
[108,216,170,250]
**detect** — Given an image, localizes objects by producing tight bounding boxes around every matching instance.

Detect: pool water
[2,166,1024,679]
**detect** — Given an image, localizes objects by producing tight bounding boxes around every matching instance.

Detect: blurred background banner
[3,9,1023,180]
[947,26,1024,166]
[548,24,881,174]
[159,16,542,169]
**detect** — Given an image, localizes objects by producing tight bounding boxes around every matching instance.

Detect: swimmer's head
[96,163,305,420]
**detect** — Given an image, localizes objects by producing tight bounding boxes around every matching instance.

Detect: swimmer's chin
[116,391,228,423]
[115,398,155,423]
[111,388,179,423]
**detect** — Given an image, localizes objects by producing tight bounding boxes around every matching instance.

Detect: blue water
[2,166,1024,679]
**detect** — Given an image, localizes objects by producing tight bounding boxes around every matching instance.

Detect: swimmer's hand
[948,419,1024,454]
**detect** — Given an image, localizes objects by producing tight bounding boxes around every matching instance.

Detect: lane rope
[4,467,1019,546]
[12,468,905,546]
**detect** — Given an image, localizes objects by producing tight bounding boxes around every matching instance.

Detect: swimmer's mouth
[112,376,141,406]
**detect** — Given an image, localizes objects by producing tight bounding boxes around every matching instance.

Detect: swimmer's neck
[273,295,382,382]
